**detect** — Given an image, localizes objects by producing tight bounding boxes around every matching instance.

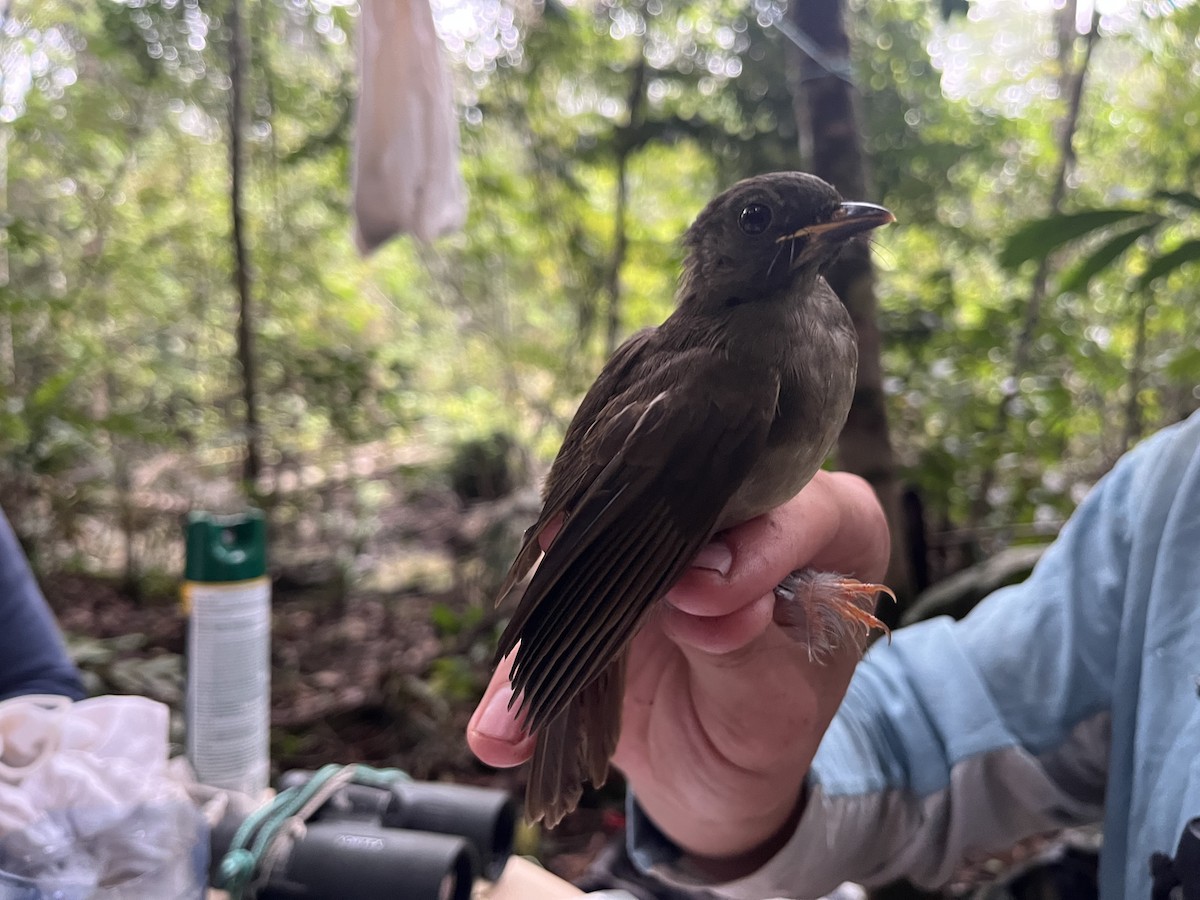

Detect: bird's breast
[715,316,857,530]
[715,427,830,529]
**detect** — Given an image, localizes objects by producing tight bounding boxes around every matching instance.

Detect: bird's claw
[773,569,893,661]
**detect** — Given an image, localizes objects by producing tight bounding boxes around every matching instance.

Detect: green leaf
[999,209,1156,270]
[1058,221,1161,293]
[429,602,462,637]
[1136,238,1200,291]
[428,656,479,702]
[1165,346,1200,381]
[1152,190,1200,213]
[30,369,77,411]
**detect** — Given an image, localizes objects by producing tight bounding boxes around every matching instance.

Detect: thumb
[467,653,536,767]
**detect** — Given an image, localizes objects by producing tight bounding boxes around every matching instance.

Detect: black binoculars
[211,771,516,900]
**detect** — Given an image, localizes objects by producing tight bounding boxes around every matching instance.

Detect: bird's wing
[493,328,658,606]
[496,346,779,733]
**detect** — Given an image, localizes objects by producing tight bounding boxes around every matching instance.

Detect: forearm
[791,619,1108,892]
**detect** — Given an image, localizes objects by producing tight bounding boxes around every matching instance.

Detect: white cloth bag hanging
[353,0,468,250]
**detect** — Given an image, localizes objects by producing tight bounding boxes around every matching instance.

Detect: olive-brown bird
[493,172,896,826]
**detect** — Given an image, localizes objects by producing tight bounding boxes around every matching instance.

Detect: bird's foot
[772,569,893,661]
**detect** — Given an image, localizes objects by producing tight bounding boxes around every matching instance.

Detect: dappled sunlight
[1,0,1198,885]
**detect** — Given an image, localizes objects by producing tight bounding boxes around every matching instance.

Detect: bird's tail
[524,656,626,828]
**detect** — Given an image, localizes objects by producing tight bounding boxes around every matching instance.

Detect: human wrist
[676,784,806,882]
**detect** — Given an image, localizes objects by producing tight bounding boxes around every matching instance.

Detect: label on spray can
[183,511,270,797]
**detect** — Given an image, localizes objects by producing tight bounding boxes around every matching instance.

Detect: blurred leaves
[1058,222,1160,293]
[1001,193,1200,296]
[999,209,1158,270]
[1136,239,1200,291]
[1,0,1198,584]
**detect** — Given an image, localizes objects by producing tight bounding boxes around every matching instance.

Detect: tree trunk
[604,53,647,357]
[606,150,630,358]
[228,0,263,484]
[1121,290,1150,453]
[109,373,140,603]
[789,0,914,615]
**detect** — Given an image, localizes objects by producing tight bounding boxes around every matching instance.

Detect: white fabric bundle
[353,0,468,250]
[0,695,205,898]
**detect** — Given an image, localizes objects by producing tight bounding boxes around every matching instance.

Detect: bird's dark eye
[739,203,773,235]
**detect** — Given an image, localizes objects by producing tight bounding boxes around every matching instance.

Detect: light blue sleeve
[635,421,1189,898]
[818,427,1140,798]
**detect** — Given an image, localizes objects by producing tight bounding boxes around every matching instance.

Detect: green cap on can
[184,510,267,582]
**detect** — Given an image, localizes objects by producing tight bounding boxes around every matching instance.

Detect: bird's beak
[776,202,896,245]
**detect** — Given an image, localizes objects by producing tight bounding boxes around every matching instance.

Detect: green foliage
[1000,193,1200,319]
[853,0,1200,548]
[999,209,1160,271]
[1058,222,1160,294]
[1137,239,1200,291]
[446,431,527,503]
[429,601,486,638]
[2,0,1198,581]
[427,654,483,702]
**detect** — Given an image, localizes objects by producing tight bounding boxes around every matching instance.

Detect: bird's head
[680,172,894,307]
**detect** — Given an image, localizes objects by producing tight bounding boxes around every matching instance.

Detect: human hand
[468,470,890,875]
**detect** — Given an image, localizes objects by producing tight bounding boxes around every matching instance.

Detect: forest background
[1,0,1198,890]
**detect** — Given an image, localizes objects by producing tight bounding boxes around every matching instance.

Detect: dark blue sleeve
[0,507,85,701]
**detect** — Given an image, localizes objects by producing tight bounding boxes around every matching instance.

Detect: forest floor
[40,481,624,886]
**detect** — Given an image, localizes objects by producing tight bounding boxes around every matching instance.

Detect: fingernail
[475,683,525,742]
[691,540,732,576]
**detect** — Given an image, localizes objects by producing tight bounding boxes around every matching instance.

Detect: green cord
[214,764,411,899]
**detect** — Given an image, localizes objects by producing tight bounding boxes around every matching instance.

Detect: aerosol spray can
[183,510,270,797]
